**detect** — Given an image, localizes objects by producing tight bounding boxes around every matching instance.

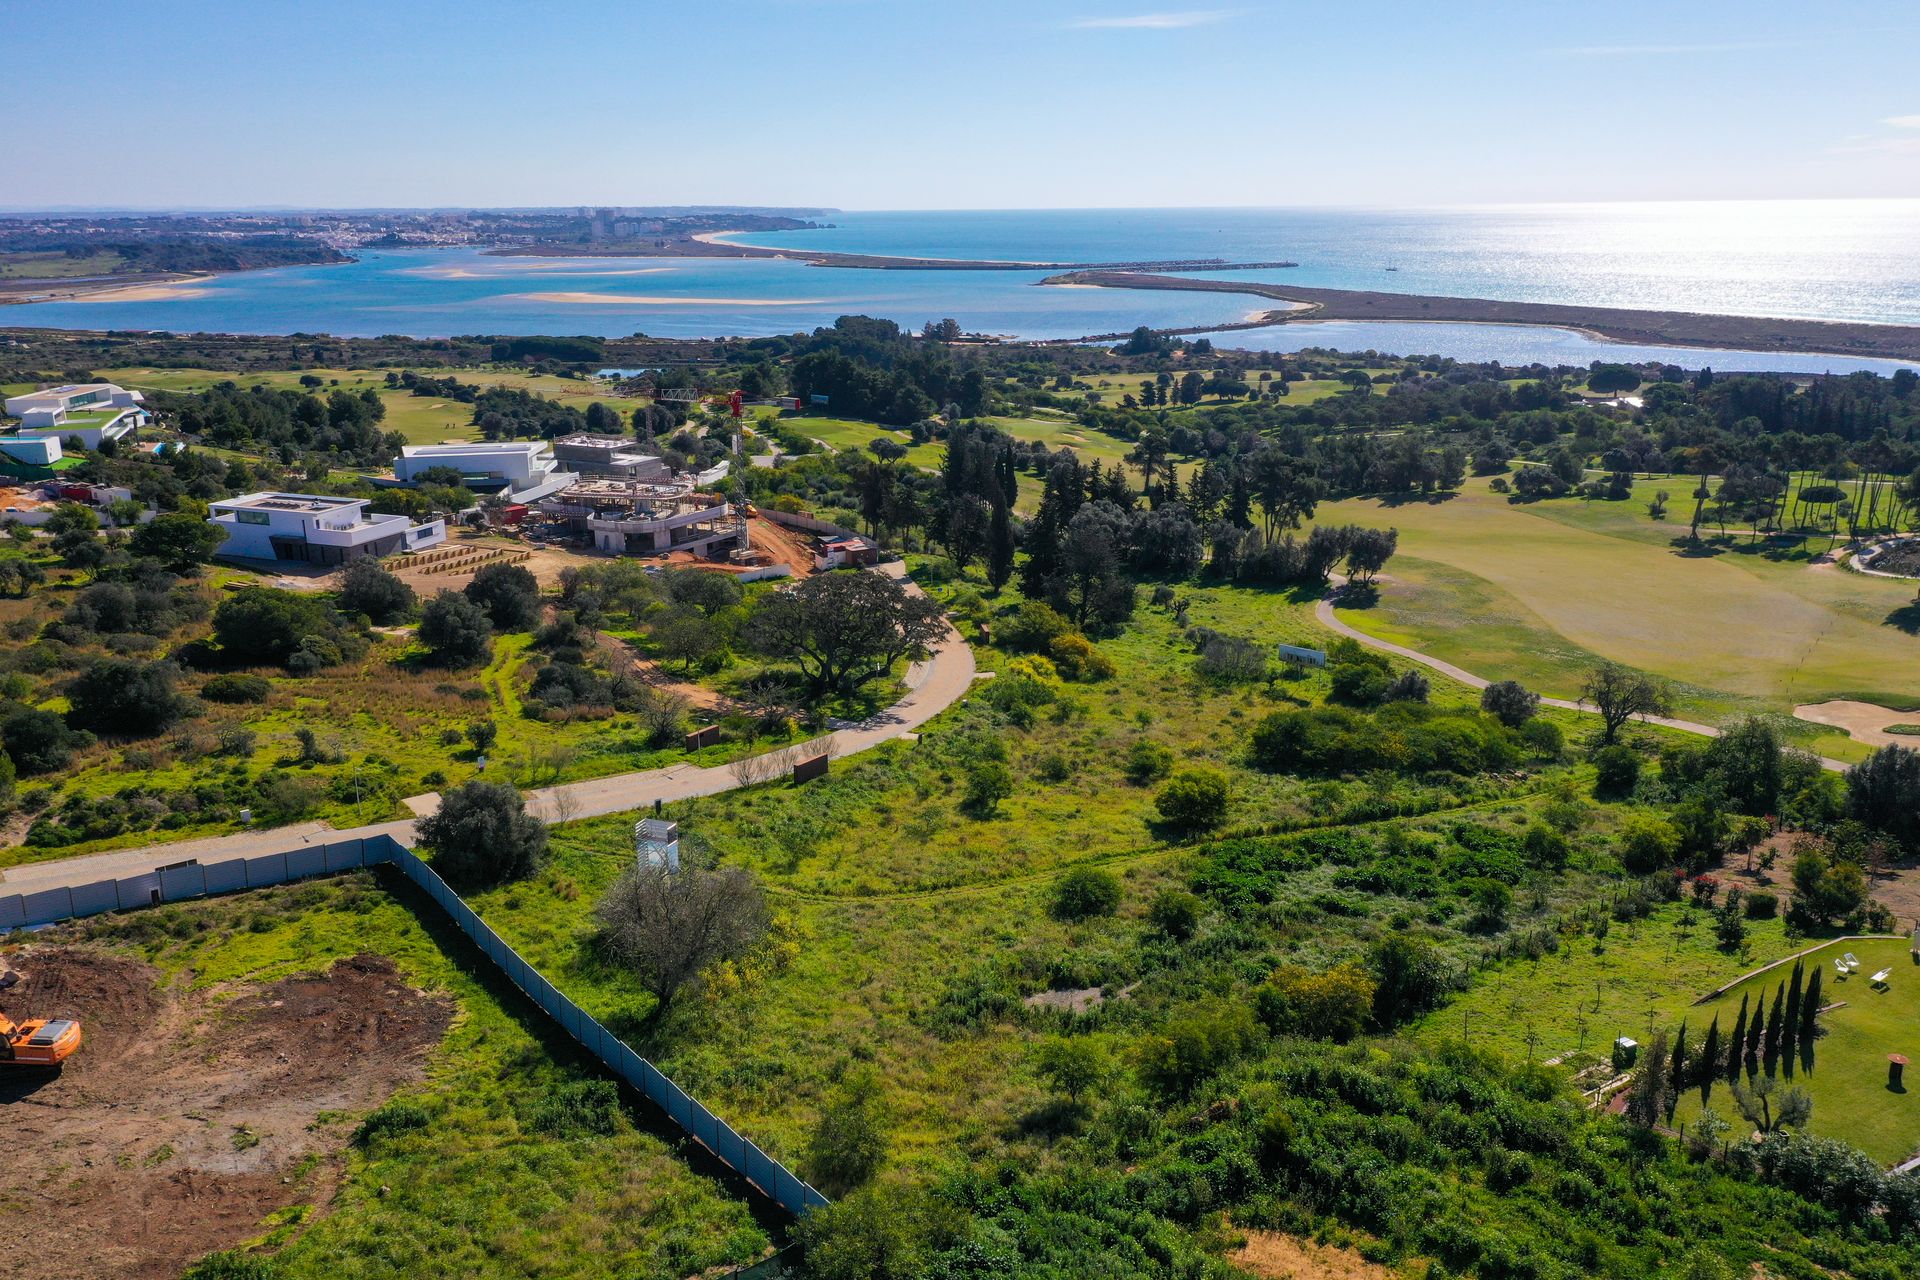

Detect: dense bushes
[66,659,192,736]
[1248,703,1528,776]
[208,587,368,673]
[201,673,272,704]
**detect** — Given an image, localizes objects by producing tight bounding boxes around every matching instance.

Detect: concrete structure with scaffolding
[534,476,746,558]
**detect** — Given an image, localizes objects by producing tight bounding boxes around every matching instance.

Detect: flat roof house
[551,434,671,481]
[3,383,148,450]
[392,441,573,500]
[208,492,446,566]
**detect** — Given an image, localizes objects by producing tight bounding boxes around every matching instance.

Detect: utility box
[685,724,721,750]
[1611,1037,1639,1070]
[792,753,829,785]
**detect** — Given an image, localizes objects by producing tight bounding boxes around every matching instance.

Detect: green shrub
[181,1253,278,1280]
[999,601,1073,653]
[1249,704,1520,776]
[1124,739,1174,784]
[1154,767,1231,832]
[1052,866,1122,921]
[1147,889,1203,941]
[962,759,1013,816]
[1745,889,1780,919]
[201,673,273,704]
[1137,999,1261,1094]
[352,1097,435,1148]
[1617,813,1681,873]
[1592,744,1641,796]
[1255,963,1375,1041]
[806,1072,889,1197]
[520,1078,622,1138]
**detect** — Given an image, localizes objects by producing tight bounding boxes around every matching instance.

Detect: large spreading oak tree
[746,570,945,696]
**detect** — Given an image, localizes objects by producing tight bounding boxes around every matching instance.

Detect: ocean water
[728,202,1920,326]
[5,203,1918,372]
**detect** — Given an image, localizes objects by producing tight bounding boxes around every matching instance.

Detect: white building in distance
[3,383,148,450]
[392,441,573,500]
[208,492,446,565]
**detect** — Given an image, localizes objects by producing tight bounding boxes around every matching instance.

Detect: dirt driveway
[0,949,451,1279]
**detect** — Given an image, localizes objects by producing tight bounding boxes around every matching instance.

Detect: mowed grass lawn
[1322,475,1920,729]
[98,365,644,445]
[1415,899,1801,1066]
[1673,936,1920,1166]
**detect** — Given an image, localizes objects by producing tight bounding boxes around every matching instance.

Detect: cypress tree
[1745,990,1765,1078]
[985,492,1015,594]
[1700,1015,1720,1103]
[1800,967,1822,1071]
[1782,961,1804,1075]
[1727,993,1750,1085]
[1762,983,1786,1077]
[1667,1021,1688,1123]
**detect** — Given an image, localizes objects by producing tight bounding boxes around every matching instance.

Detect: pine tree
[1699,1015,1720,1104]
[1727,994,1749,1085]
[986,492,1015,594]
[1226,465,1253,530]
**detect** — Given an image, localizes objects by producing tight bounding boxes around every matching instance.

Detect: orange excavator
[0,969,82,1068]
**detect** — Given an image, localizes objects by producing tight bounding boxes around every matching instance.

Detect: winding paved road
[1313,591,1851,773]
[3,565,979,898]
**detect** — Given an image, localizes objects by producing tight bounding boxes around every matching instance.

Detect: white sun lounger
[1871,969,1892,985]
[1836,958,1852,977]
[1844,952,1862,969]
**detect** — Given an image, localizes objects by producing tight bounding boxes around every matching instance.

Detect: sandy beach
[0,273,215,304]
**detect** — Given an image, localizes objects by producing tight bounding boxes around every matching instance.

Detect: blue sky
[3,0,1917,210]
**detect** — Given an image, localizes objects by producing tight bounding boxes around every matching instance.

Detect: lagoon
[7,202,1920,374]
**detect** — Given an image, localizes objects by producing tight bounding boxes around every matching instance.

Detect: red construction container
[501,504,529,526]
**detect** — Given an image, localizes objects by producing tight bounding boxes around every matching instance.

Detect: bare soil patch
[1230,1229,1412,1279]
[0,949,452,1280]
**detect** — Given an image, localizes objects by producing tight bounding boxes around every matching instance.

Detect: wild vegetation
[8,324,1920,1278]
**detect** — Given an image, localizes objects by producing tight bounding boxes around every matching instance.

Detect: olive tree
[593,857,770,1023]
[1581,662,1672,744]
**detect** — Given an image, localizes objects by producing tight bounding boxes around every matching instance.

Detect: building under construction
[534,476,746,557]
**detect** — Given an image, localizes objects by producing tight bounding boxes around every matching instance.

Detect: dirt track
[0,949,451,1279]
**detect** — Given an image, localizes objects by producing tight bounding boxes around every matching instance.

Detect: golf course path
[3,564,979,897]
[1314,591,1851,772]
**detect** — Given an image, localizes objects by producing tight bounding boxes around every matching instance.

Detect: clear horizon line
[5,195,1920,218]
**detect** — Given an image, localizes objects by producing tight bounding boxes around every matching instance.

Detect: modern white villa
[391,441,574,501]
[3,382,149,450]
[207,492,446,565]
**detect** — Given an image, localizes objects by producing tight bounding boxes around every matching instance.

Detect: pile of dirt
[0,948,452,1280]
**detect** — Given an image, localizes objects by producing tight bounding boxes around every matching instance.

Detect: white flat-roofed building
[4,382,148,450]
[394,441,564,491]
[208,492,446,565]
